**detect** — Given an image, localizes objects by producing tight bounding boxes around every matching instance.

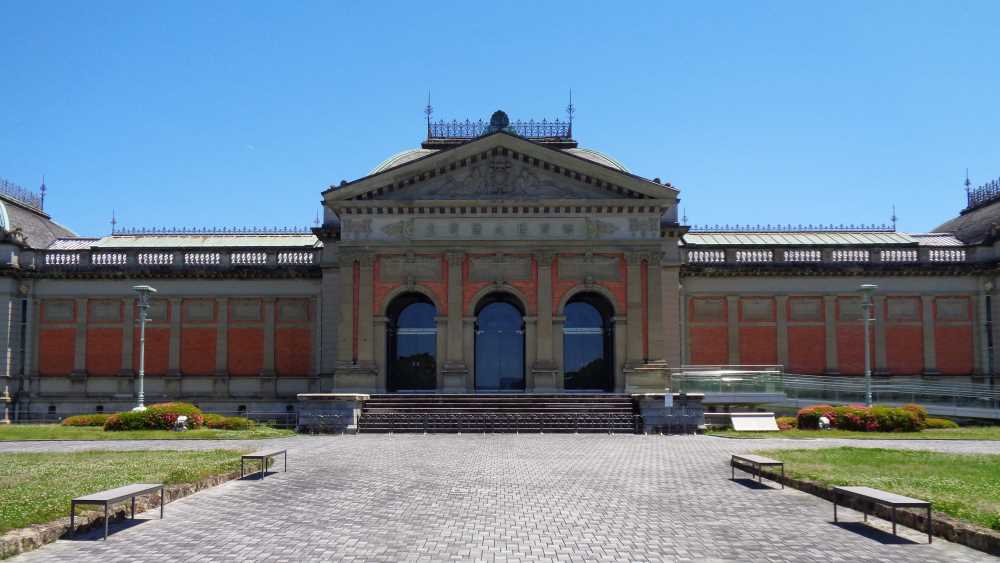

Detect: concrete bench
[730,454,784,488]
[71,483,164,540]
[833,486,932,543]
[241,449,287,479]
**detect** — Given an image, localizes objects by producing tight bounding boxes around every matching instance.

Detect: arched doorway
[563,293,614,391]
[475,294,525,390]
[386,293,437,392]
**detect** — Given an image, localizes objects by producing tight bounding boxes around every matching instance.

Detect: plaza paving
[7,434,1000,562]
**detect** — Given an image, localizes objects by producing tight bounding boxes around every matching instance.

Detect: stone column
[320,267,339,378]
[442,252,468,390]
[462,316,476,391]
[121,297,134,375]
[72,298,87,376]
[874,295,888,374]
[727,296,740,365]
[553,315,566,390]
[646,254,664,361]
[662,266,682,368]
[921,295,938,375]
[357,255,375,364]
[167,298,182,376]
[625,253,644,364]
[776,295,789,369]
[531,251,557,391]
[988,285,1000,375]
[823,295,838,374]
[262,298,276,376]
[311,296,322,379]
[373,316,388,392]
[336,254,355,365]
[613,316,627,391]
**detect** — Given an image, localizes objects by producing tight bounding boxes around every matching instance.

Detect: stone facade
[0,114,997,418]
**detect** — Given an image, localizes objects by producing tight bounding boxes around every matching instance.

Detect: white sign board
[664,391,673,408]
[730,413,779,432]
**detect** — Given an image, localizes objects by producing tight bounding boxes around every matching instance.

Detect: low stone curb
[755,467,1000,557]
[0,469,241,560]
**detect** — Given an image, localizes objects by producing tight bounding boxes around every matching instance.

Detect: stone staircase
[357,394,640,433]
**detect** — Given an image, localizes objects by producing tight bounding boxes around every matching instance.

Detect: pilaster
[726,296,740,365]
[357,254,375,363]
[625,253,644,364]
[823,295,838,374]
[72,298,87,376]
[776,295,789,369]
[530,251,557,391]
[120,297,134,376]
[646,254,664,361]
[921,295,938,375]
[662,265,682,368]
[442,252,469,390]
[215,298,228,375]
[261,298,276,376]
[167,298,181,376]
[873,295,888,374]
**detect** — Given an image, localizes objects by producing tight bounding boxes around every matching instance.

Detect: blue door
[475,300,525,390]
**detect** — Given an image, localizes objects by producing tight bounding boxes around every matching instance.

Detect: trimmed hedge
[925,417,960,429]
[104,402,205,431]
[796,403,925,432]
[203,413,255,430]
[776,416,797,431]
[61,414,112,427]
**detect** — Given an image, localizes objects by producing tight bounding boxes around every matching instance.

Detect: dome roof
[563,148,629,172]
[369,149,438,175]
[933,200,1000,244]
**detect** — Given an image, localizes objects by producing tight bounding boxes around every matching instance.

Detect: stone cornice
[681,263,988,278]
[4,268,322,281]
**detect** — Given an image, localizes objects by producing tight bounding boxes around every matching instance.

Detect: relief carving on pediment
[379,154,614,200]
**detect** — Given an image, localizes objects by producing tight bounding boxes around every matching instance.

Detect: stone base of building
[297,393,369,433]
[624,361,669,392]
[634,392,705,433]
[333,364,378,393]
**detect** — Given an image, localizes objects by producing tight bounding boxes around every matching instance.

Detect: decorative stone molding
[558,254,620,281]
[469,255,531,283]
[379,255,441,283]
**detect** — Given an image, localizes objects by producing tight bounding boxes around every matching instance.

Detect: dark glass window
[563,294,614,391]
[475,296,525,390]
[387,295,437,391]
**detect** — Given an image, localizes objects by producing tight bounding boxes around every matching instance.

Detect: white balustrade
[687,249,725,263]
[735,249,773,263]
[929,248,966,262]
[91,252,127,266]
[880,249,918,263]
[783,249,822,262]
[230,251,268,265]
[44,252,81,266]
[138,252,174,266]
[277,250,315,265]
[183,252,222,266]
[832,249,870,263]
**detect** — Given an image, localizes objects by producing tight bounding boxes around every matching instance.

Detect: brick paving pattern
[8,434,998,562]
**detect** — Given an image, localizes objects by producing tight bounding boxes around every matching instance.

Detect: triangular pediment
[324,132,676,205]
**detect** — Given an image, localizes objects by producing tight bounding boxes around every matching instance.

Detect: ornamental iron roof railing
[966,177,1000,211]
[687,223,895,233]
[111,226,312,236]
[428,118,571,140]
[0,178,44,210]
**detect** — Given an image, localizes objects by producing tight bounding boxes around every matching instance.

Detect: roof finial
[313,209,321,228]
[424,91,433,139]
[566,89,575,137]
[890,204,897,231]
[111,209,118,234]
[965,168,972,192]
[681,207,688,225]
[39,175,46,210]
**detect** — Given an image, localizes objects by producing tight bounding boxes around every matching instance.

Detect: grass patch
[0,449,245,534]
[757,447,1000,531]
[0,425,294,442]
[708,426,1000,440]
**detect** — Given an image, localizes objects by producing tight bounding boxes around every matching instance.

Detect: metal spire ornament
[424,92,433,138]
[566,89,575,137]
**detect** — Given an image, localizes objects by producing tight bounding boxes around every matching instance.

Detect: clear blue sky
[2,1,998,237]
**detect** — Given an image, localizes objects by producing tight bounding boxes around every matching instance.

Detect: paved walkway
[7,434,998,562]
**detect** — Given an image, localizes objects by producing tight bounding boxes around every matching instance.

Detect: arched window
[387,293,437,391]
[475,294,525,390]
[563,293,614,391]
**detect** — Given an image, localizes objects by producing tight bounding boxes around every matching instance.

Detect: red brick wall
[39,328,75,375]
[836,326,866,375]
[739,326,777,364]
[181,328,216,375]
[276,328,312,375]
[935,297,973,375]
[228,327,263,376]
[133,328,170,375]
[885,326,923,374]
[86,328,122,375]
[688,297,728,365]
[787,326,825,373]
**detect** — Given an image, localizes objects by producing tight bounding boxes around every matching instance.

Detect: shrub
[203,413,255,430]
[796,403,924,432]
[776,416,797,431]
[103,402,205,431]
[925,417,960,429]
[61,414,111,427]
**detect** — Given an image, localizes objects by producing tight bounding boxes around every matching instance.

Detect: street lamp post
[859,283,878,407]
[132,285,158,412]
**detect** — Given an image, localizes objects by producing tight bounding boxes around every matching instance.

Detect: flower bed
[104,402,206,431]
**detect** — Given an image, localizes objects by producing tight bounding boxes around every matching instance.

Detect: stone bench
[730,454,784,488]
[71,483,164,540]
[833,486,932,543]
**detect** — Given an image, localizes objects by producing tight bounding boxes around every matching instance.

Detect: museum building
[0,109,997,418]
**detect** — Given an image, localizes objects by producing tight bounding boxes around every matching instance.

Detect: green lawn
[0,449,245,534]
[709,426,1000,440]
[0,424,295,441]
[757,447,1000,531]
